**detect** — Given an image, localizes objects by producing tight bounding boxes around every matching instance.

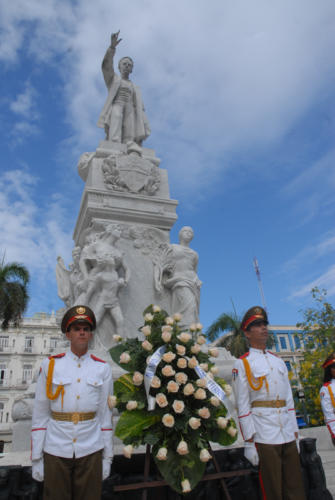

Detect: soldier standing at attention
[320,352,335,446]
[232,306,305,500]
[31,305,113,500]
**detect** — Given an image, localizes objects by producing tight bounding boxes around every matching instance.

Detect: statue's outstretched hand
[111,31,122,49]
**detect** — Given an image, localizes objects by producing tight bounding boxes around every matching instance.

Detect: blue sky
[1,0,335,331]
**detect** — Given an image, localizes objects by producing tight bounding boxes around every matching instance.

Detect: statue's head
[118,56,134,76]
[179,226,194,244]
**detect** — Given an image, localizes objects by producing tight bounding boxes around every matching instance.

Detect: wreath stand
[113,444,252,499]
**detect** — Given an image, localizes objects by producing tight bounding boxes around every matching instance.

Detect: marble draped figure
[97,31,151,145]
[155,226,202,328]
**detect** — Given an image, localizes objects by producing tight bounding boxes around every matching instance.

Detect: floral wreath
[109,305,238,494]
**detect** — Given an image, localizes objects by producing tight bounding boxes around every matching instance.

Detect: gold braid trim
[46,358,65,409]
[242,357,269,393]
[328,384,335,408]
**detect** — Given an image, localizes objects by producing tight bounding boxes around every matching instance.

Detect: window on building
[294,336,301,349]
[12,339,15,347]
[0,336,9,350]
[280,337,287,350]
[0,364,7,385]
[285,361,292,371]
[0,402,4,423]
[6,412,9,423]
[44,340,47,348]
[24,337,34,352]
[22,364,33,383]
[50,338,58,349]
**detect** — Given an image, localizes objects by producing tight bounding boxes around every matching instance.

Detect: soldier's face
[66,322,93,354]
[245,320,268,349]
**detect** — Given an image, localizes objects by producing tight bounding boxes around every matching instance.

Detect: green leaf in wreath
[153,440,206,494]
[115,410,161,441]
[114,373,137,395]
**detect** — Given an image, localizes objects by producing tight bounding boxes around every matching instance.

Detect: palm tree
[206,309,247,358]
[206,304,275,358]
[0,258,30,329]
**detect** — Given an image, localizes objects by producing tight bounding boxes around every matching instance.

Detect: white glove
[32,457,44,482]
[244,441,259,466]
[102,458,111,480]
[296,437,300,453]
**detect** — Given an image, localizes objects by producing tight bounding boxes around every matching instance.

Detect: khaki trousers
[256,441,306,500]
[43,450,102,500]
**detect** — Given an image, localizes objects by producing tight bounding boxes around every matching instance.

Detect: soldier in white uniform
[232,306,305,500]
[31,305,113,500]
[320,352,335,445]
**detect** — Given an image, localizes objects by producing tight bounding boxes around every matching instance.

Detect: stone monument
[55,31,193,350]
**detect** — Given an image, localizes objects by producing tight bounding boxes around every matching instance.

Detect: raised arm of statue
[102,31,122,88]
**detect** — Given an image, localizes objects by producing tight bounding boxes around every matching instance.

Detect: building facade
[0,312,64,452]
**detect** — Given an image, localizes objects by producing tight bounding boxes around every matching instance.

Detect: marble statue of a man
[97,31,151,145]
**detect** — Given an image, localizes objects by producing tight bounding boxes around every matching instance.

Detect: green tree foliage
[206,308,275,358]
[0,258,30,329]
[297,287,335,426]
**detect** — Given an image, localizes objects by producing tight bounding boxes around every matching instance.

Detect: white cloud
[2,0,335,190]
[10,83,38,118]
[290,265,335,298]
[0,168,73,309]
[282,231,335,274]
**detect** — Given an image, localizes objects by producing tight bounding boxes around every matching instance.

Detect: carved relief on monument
[153,226,202,328]
[101,142,160,195]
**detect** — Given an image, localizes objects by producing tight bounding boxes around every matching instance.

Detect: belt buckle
[72,412,80,425]
[275,400,280,408]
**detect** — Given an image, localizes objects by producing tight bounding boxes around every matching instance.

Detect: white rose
[175,372,188,385]
[142,340,153,351]
[162,325,173,332]
[156,447,168,461]
[198,407,211,419]
[224,384,232,396]
[199,363,208,372]
[161,331,172,343]
[167,380,179,393]
[165,316,174,325]
[119,352,131,364]
[188,356,198,369]
[178,332,192,343]
[126,400,138,410]
[172,400,185,414]
[162,365,175,377]
[144,313,154,322]
[210,396,220,407]
[141,325,151,336]
[189,323,197,332]
[181,479,191,493]
[207,372,214,379]
[227,426,237,437]
[217,417,228,429]
[191,343,201,354]
[151,376,161,389]
[183,383,195,396]
[200,449,212,462]
[209,347,219,357]
[123,445,133,459]
[177,357,187,369]
[196,378,207,388]
[173,312,182,322]
[156,393,168,408]
[146,356,152,365]
[132,371,144,386]
[162,413,175,427]
[196,323,203,331]
[176,344,186,356]
[197,335,206,345]
[108,395,117,408]
[113,334,122,342]
[188,417,201,429]
[163,351,176,363]
[153,305,161,312]
[210,366,219,375]
[194,388,206,400]
[176,440,189,455]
